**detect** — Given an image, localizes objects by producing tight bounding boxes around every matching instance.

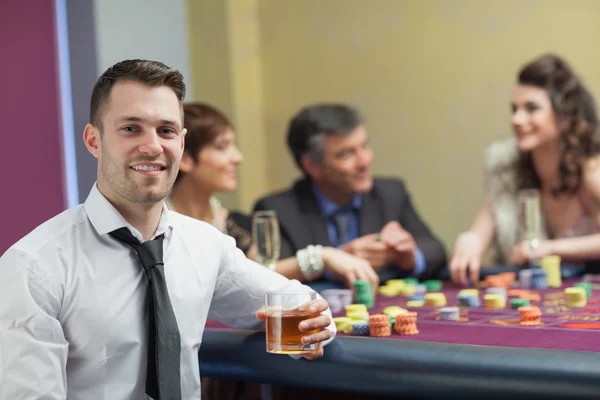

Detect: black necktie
[109,228,181,400]
[332,210,353,247]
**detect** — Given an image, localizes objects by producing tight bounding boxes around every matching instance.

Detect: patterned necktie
[109,227,181,400]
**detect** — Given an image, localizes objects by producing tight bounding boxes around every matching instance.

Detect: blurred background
[3,0,600,255]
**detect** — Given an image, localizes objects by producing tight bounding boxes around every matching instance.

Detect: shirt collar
[312,182,362,218]
[84,182,173,242]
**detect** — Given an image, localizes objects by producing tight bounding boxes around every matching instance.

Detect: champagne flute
[517,188,544,266]
[252,210,280,270]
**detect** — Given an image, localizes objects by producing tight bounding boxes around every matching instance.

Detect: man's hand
[343,234,394,270]
[380,221,416,270]
[256,298,333,360]
[321,247,379,293]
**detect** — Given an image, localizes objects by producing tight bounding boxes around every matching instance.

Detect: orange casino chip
[498,272,516,286]
[518,306,542,326]
[369,314,390,324]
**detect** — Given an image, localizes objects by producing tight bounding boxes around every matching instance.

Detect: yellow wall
[189,0,600,250]
[257,0,600,249]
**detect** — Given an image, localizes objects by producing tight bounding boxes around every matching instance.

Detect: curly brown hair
[515,54,600,196]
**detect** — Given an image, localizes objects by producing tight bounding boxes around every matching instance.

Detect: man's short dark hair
[287,103,364,171]
[90,59,186,131]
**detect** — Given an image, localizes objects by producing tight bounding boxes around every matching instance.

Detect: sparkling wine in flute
[253,210,280,270]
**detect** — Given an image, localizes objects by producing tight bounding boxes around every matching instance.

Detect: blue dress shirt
[312,184,426,277]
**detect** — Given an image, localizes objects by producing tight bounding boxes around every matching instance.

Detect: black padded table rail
[199,328,600,399]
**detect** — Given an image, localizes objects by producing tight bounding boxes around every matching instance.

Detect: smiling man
[254,103,447,291]
[0,60,335,400]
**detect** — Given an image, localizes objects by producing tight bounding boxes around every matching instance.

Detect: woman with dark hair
[168,103,253,254]
[450,54,600,286]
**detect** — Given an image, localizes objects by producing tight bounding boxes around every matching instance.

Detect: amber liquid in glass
[266,311,321,354]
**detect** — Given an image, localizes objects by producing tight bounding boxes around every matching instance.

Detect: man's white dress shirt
[0,185,335,399]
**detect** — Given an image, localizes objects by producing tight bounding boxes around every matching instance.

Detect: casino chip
[354,280,374,308]
[406,300,425,307]
[510,298,530,310]
[439,307,460,321]
[403,278,419,286]
[425,292,447,307]
[565,287,587,308]
[518,306,541,326]
[320,289,343,313]
[519,269,533,289]
[457,293,480,307]
[369,314,391,337]
[351,321,370,336]
[382,306,408,317]
[575,282,592,299]
[424,280,442,292]
[379,285,399,297]
[484,293,505,309]
[530,268,548,290]
[407,294,425,301]
[541,255,562,288]
[486,287,507,300]
[333,317,354,334]
[394,311,419,335]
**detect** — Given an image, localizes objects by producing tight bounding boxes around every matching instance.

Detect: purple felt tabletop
[332,278,600,352]
[205,279,600,352]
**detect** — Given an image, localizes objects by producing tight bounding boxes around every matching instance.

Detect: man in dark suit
[254,103,447,291]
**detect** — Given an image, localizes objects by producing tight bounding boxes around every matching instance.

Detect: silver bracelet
[296,245,325,280]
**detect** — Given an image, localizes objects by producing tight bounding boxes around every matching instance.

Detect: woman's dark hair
[515,54,600,195]
[176,103,232,182]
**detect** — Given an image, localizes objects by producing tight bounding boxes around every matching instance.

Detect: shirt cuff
[411,247,426,277]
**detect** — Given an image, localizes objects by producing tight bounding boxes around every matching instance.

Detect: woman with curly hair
[450,54,600,286]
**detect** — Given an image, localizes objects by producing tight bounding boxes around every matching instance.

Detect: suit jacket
[253,178,447,281]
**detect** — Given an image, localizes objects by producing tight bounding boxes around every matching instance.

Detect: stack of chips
[345,304,369,321]
[382,306,408,317]
[424,280,442,292]
[540,255,562,288]
[486,287,507,300]
[531,268,548,289]
[439,306,460,321]
[484,293,506,309]
[321,289,343,313]
[510,298,530,310]
[457,292,481,307]
[425,292,447,307]
[351,321,370,336]
[378,285,399,297]
[321,289,354,313]
[386,279,406,289]
[394,311,419,335]
[565,287,587,308]
[338,289,353,308]
[333,317,354,333]
[406,299,425,307]
[485,275,506,288]
[414,284,427,295]
[518,306,542,326]
[519,269,533,289]
[407,294,425,301]
[354,280,374,308]
[498,272,516,287]
[369,314,391,337]
[575,282,592,299]
[403,278,419,286]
